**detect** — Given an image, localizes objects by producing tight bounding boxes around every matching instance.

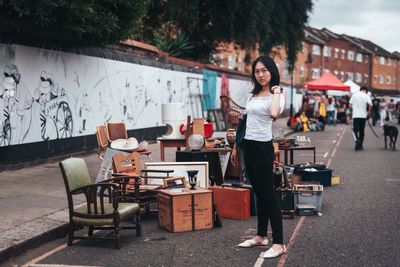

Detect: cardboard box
[211,186,250,220]
[331,175,340,185]
[158,188,213,232]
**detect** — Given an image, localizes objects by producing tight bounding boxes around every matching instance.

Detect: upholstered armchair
[59,157,141,249]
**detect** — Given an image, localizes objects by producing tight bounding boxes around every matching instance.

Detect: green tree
[0,0,149,45]
[141,0,313,69]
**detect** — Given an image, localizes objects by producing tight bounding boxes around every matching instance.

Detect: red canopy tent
[304,71,350,91]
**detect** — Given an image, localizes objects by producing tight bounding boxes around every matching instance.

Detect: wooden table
[157,138,186,161]
[279,145,316,165]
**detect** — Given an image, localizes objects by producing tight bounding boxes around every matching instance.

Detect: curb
[0,209,70,264]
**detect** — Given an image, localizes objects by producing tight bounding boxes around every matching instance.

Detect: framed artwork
[163,176,187,188]
[144,161,209,188]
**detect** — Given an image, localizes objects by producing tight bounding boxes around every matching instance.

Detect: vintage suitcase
[158,188,213,232]
[210,185,250,220]
[222,182,257,216]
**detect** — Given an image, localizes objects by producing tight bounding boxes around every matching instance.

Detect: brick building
[213,26,400,95]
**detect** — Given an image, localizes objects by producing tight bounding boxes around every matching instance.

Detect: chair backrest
[219,96,245,129]
[106,122,128,142]
[59,157,92,193]
[96,125,109,159]
[112,152,142,175]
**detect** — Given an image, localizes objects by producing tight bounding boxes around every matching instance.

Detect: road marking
[331,147,337,157]
[253,252,265,267]
[276,216,306,267]
[22,243,69,267]
[332,140,336,144]
[323,152,328,158]
[337,133,340,136]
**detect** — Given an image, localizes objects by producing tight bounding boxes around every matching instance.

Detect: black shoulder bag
[235,114,247,148]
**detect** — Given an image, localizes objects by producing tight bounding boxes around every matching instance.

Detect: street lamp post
[290,71,294,117]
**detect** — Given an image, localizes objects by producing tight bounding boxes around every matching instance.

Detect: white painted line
[332,140,337,144]
[323,152,328,158]
[331,147,337,157]
[30,264,103,267]
[337,133,340,136]
[253,252,266,267]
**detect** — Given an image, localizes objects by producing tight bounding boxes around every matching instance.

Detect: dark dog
[383,124,398,151]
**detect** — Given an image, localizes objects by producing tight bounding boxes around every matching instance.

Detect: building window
[341,49,346,59]
[365,55,369,63]
[347,72,354,81]
[323,46,331,57]
[348,51,355,61]
[228,55,235,69]
[379,56,385,65]
[379,75,384,84]
[312,68,320,79]
[356,73,362,83]
[334,48,339,59]
[300,66,305,78]
[334,70,338,76]
[356,53,363,62]
[387,76,391,84]
[283,59,290,80]
[364,74,369,84]
[312,45,321,55]
[340,71,345,80]
[387,58,392,66]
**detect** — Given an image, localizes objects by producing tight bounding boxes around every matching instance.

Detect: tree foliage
[0,0,149,45]
[141,0,313,69]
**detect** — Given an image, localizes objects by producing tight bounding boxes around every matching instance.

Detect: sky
[308,0,400,53]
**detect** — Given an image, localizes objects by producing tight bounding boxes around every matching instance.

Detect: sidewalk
[0,118,292,263]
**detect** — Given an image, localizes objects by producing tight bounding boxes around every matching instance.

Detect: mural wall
[0,43,252,148]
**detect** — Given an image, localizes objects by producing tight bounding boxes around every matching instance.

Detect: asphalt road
[4,123,400,267]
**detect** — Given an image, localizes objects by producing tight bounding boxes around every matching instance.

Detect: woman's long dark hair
[251,55,280,95]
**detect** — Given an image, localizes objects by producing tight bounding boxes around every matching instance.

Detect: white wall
[0,43,251,147]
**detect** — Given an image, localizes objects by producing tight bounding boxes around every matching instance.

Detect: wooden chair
[96,125,109,159]
[111,152,175,208]
[59,157,141,249]
[220,95,245,129]
[106,122,128,143]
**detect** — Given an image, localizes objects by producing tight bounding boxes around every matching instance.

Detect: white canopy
[344,80,360,94]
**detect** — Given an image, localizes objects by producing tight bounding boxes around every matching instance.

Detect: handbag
[235,114,247,147]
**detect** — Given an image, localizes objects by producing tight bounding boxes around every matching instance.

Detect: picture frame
[163,176,187,189]
[144,161,209,188]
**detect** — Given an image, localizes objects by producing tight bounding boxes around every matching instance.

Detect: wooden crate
[210,186,250,220]
[158,188,213,232]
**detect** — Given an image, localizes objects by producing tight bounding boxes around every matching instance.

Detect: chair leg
[67,222,74,246]
[136,213,142,237]
[114,226,121,250]
[88,226,94,236]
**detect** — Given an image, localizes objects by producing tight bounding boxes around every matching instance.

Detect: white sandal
[238,238,269,248]
[263,245,286,258]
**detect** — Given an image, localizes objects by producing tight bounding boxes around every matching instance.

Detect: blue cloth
[202,69,217,111]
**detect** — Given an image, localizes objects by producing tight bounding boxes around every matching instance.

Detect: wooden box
[210,186,250,220]
[158,188,213,232]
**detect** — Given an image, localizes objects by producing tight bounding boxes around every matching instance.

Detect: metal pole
[290,72,294,117]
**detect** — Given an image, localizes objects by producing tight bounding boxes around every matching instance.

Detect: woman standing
[231,55,286,259]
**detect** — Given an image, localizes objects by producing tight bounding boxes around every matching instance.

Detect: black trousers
[243,139,283,244]
[353,118,366,148]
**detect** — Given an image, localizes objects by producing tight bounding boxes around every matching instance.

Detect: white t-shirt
[349,92,372,118]
[244,94,285,142]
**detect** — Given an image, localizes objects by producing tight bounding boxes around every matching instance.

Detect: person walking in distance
[349,86,372,151]
[371,95,380,126]
[231,55,286,258]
